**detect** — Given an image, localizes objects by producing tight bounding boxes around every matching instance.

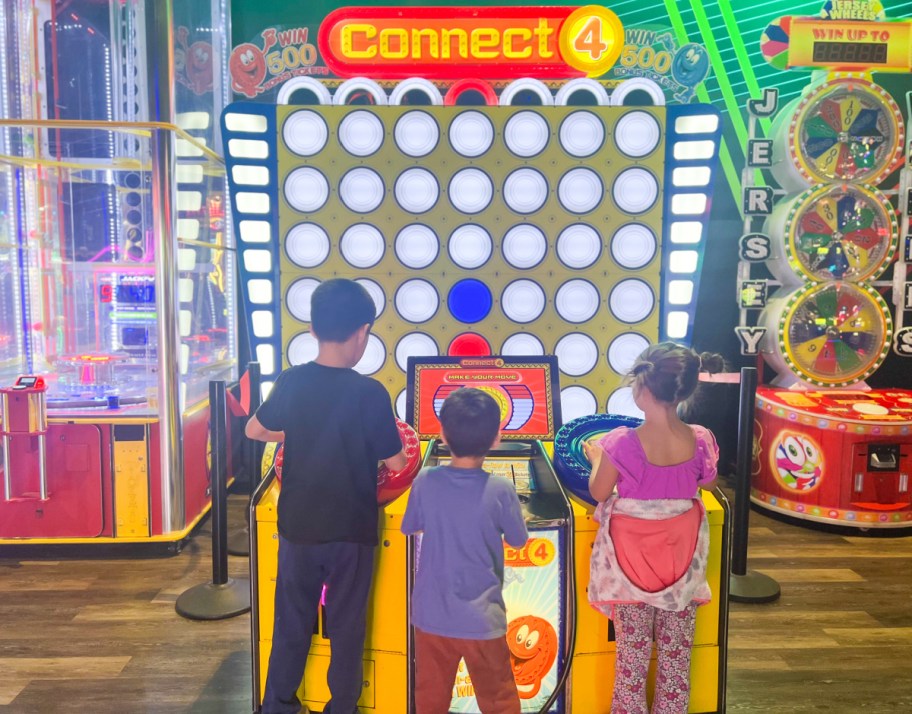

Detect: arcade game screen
[407,355,561,441]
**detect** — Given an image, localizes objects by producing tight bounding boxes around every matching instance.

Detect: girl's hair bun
[698,351,725,375]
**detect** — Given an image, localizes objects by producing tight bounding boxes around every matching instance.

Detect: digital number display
[99,283,156,304]
[812,41,888,64]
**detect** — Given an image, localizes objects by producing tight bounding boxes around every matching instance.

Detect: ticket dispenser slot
[868,444,899,471]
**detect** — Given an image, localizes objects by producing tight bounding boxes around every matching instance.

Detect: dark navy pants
[262,536,376,714]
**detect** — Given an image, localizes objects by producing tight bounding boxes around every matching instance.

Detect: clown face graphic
[773,432,824,492]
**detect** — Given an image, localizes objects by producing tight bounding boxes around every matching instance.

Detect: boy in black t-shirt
[246,279,406,714]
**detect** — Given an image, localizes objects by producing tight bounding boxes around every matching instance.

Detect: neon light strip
[660,105,723,345]
[222,104,281,382]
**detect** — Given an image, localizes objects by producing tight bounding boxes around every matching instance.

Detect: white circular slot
[554,78,610,106]
[288,332,319,366]
[395,279,439,323]
[395,224,439,269]
[395,332,439,371]
[555,333,599,376]
[395,168,440,213]
[613,168,659,215]
[558,168,604,214]
[448,111,494,157]
[448,224,493,269]
[611,224,657,269]
[339,110,385,156]
[499,78,554,106]
[355,278,386,318]
[282,110,328,156]
[610,77,665,106]
[559,112,605,158]
[389,77,443,106]
[504,111,550,157]
[555,280,600,323]
[561,386,598,422]
[285,223,330,268]
[333,77,388,106]
[614,111,661,158]
[556,224,601,269]
[609,279,655,324]
[501,280,546,323]
[608,333,650,375]
[339,167,385,213]
[396,389,407,420]
[340,224,385,269]
[502,224,547,269]
[503,168,548,215]
[448,168,494,215]
[607,386,644,419]
[354,334,386,375]
[284,167,329,213]
[394,111,439,157]
[286,278,320,323]
[277,77,332,105]
[501,333,545,356]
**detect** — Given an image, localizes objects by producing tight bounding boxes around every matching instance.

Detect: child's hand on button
[582,439,602,469]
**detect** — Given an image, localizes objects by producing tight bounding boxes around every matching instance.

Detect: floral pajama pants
[610,602,698,714]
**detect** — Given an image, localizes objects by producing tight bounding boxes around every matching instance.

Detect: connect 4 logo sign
[504,537,556,567]
[318,5,624,78]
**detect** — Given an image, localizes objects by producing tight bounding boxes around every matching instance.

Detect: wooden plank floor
[1,495,910,713]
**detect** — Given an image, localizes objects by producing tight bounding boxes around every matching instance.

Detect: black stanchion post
[729,367,781,603]
[176,380,251,620]
[228,362,261,557]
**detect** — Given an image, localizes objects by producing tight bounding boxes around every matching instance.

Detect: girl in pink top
[584,342,722,714]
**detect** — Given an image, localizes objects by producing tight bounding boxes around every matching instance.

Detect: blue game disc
[447,279,493,324]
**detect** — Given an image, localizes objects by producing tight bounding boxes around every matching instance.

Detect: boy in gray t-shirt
[402,387,528,713]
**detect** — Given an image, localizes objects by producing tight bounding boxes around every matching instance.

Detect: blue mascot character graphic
[773,432,824,492]
[671,43,710,102]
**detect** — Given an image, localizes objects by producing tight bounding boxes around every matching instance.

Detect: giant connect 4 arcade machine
[224,4,729,713]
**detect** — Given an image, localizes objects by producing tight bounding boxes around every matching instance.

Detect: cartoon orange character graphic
[176,27,213,95]
[506,615,557,699]
[230,42,268,98]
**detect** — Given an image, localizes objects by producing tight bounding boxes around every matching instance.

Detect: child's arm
[697,426,720,492]
[245,415,285,443]
[500,490,529,548]
[585,439,619,502]
[384,450,408,472]
[400,475,424,535]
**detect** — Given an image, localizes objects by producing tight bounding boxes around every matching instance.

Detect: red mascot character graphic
[176,27,213,95]
[506,615,558,699]
[229,30,277,98]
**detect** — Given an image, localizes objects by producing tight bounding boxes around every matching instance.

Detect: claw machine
[0,0,238,552]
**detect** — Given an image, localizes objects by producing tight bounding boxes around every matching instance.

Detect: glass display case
[0,0,236,548]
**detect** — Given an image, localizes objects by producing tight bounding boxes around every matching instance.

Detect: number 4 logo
[573,17,609,61]
[560,6,624,77]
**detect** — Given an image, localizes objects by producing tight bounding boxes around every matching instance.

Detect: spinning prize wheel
[553,413,642,505]
[765,183,898,284]
[772,78,904,191]
[264,418,421,505]
[760,281,893,387]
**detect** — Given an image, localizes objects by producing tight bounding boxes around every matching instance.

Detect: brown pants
[414,628,521,714]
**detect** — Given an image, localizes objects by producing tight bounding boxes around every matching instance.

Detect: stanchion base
[729,570,781,603]
[227,527,250,557]
[175,578,251,621]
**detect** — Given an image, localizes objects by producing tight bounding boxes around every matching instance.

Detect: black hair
[309,278,376,342]
[439,388,502,458]
[628,341,724,405]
